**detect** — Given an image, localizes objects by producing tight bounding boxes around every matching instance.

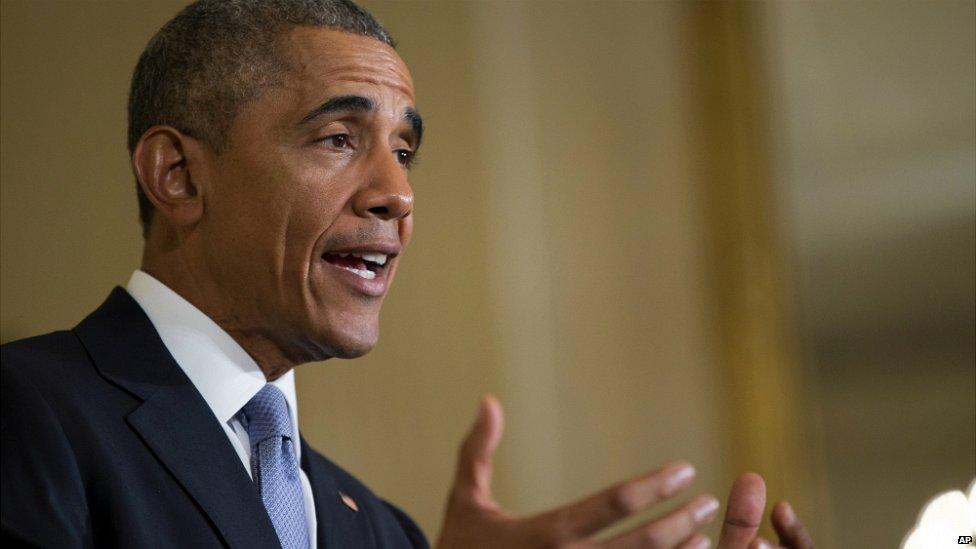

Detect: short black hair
[127,0,395,238]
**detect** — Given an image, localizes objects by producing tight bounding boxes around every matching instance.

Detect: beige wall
[1,1,176,340]
[3,1,972,547]
[294,1,736,538]
[762,1,976,547]
[1,0,740,540]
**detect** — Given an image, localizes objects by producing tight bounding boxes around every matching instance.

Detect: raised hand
[436,395,814,549]
[436,395,720,549]
[715,472,814,549]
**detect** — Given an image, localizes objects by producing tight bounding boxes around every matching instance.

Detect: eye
[396,149,417,168]
[325,134,349,148]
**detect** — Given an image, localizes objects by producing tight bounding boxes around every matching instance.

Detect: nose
[352,148,414,221]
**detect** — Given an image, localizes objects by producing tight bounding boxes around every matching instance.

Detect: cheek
[399,215,414,248]
[284,166,353,241]
[214,157,335,235]
[209,151,359,282]
[208,161,282,228]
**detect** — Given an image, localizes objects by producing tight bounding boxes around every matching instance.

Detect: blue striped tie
[240,384,310,549]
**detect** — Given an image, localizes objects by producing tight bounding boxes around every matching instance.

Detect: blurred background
[2,1,973,546]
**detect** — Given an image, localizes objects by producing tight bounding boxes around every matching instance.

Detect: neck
[141,234,299,382]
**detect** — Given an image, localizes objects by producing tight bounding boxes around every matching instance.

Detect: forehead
[278,26,415,104]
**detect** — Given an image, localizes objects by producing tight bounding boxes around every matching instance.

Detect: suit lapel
[126,387,282,549]
[75,287,281,549]
[301,436,375,549]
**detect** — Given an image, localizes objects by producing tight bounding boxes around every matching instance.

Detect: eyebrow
[300,94,424,147]
[406,107,424,148]
[300,94,374,124]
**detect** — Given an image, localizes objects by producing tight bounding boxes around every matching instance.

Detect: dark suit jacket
[1,287,429,549]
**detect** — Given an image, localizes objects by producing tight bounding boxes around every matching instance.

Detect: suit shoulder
[1,330,106,411]
[379,498,429,549]
[2,330,89,368]
[302,443,429,548]
[2,335,92,547]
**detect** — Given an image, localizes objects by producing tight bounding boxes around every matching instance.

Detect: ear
[132,126,206,230]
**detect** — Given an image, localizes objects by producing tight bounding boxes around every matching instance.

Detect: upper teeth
[336,252,388,265]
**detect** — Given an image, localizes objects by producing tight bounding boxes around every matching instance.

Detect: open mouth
[321,251,390,280]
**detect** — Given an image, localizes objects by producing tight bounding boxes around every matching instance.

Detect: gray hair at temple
[127,0,395,238]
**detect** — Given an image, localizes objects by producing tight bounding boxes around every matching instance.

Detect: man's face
[195,27,418,362]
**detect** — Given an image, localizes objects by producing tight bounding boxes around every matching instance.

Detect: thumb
[718,472,766,549]
[453,394,504,503]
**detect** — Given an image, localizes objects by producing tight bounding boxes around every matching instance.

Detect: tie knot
[240,384,293,446]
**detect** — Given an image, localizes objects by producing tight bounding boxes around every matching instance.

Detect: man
[1,1,813,548]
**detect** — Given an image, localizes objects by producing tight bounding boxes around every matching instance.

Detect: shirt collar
[125,270,302,456]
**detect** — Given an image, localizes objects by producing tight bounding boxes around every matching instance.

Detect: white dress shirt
[125,270,317,546]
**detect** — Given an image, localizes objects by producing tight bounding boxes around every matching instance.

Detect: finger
[747,536,778,549]
[601,493,720,549]
[717,473,766,549]
[452,394,504,503]
[677,534,712,549]
[770,501,813,549]
[536,461,696,539]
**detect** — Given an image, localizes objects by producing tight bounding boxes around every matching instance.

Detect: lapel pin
[339,491,359,512]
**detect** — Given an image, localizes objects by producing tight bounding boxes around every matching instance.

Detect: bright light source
[902,478,976,548]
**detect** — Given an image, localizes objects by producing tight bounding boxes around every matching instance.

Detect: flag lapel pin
[339,491,359,512]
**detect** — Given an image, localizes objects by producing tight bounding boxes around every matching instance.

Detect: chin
[327,340,375,359]
[313,320,379,360]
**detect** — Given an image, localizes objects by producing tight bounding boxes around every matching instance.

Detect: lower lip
[320,259,389,297]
